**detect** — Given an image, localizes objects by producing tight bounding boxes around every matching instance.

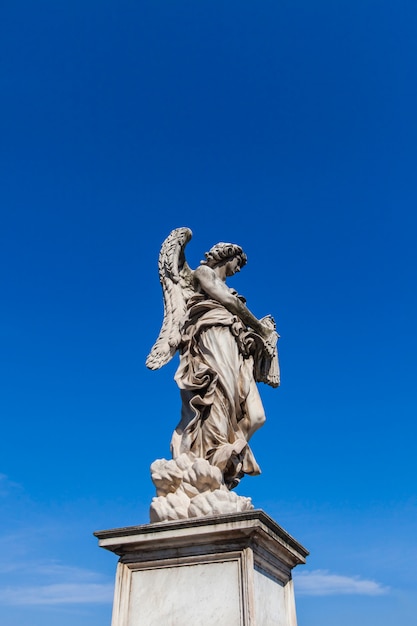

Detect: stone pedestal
[94,510,308,626]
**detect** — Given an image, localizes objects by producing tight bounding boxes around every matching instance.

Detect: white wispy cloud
[0,560,107,580]
[0,558,114,606]
[0,583,114,606]
[31,563,105,581]
[294,569,389,596]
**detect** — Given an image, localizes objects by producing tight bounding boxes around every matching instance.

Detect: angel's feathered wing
[146,227,194,370]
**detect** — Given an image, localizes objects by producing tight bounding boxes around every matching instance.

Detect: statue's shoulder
[194,264,213,281]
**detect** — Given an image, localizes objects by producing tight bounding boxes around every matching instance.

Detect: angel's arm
[194,265,271,338]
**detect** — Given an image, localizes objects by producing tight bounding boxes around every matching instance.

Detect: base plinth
[95,510,308,626]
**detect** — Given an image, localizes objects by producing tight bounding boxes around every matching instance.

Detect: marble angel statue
[146,227,279,521]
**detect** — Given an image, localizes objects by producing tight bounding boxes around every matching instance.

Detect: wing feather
[146,227,193,370]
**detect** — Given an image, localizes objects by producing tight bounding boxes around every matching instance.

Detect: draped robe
[171,292,278,487]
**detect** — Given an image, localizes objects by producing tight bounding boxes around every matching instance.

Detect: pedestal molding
[95,510,308,626]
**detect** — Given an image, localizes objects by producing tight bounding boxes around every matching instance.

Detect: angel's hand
[258,316,279,353]
[259,323,275,341]
[257,316,274,338]
[260,314,276,329]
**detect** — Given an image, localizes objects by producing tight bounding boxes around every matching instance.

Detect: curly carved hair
[201,242,247,269]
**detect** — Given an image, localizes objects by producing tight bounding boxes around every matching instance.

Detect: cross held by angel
[147,227,279,494]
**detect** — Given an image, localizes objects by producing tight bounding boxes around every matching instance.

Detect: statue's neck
[213,265,227,282]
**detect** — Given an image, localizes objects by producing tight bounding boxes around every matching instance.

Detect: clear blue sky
[1,1,416,625]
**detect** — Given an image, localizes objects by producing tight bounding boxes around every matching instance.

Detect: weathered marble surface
[129,560,241,625]
[150,454,253,523]
[95,510,308,626]
[146,228,280,520]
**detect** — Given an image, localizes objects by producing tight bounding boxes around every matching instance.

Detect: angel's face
[225,256,242,277]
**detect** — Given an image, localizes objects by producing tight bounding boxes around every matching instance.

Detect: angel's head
[201,242,247,276]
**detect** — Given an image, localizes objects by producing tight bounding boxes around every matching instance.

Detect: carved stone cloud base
[150,454,254,522]
[94,510,308,626]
